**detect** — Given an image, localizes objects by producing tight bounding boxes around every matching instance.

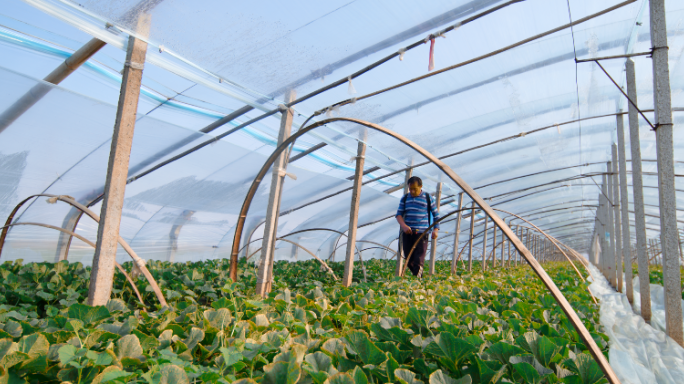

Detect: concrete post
[506,220,512,268]
[451,193,464,274]
[396,166,413,276]
[649,0,683,346]
[87,21,149,306]
[256,94,295,297]
[617,114,634,302]
[482,216,488,271]
[168,210,194,263]
[343,139,367,286]
[428,182,442,275]
[516,225,521,266]
[492,223,497,268]
[468,203,475,272]
[612,146,623,292]
[605,166,617,288]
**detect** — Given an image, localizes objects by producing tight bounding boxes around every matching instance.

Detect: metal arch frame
[1,221,145,305]
[228,116,620,383]
[243,237,337,280]
[0,194,168,308]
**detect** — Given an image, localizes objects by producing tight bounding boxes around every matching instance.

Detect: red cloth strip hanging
[428,38,436,71]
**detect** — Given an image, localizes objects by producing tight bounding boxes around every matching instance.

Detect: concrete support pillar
[612,146,623,292]
[492,223,497,268]
[650,0,683,346]
[396,165,413,276]
[451,193,464,274]
[168,210,194,263]
[482,216,488,271]
[256,95,295,297]
[617,114,633,301]
[516,225,521,266]
[87,22,149,306]
[605,167,617,288]
[506,220,511,268]
[428,182,442,275]
[468,203,475,272]
[342,139,367,286]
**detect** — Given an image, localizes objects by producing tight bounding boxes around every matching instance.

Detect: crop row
[0,259,609,383]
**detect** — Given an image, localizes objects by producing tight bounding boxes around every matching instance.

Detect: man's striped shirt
[396,192,440,232]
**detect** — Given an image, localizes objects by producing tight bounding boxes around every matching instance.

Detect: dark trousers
[402,232,429,277]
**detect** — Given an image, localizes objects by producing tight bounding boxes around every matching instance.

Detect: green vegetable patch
[0,258,608,384]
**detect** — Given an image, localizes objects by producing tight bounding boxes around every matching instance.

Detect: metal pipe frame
[1,221,144,305]
[0,194,167,308]
[227,116,621,383]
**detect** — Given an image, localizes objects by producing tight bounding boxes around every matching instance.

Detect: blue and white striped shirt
[396,192,440,232]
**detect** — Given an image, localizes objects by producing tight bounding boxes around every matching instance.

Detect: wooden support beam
[87,19,149,307]
[0,38,106,135]
[428,182,442,275]
[343,138,367,287]
[451,192,464,274]
[256,95,295,297]
[604,170,617,287]
[650,0,683,346]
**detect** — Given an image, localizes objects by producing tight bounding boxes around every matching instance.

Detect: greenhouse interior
[0,0,683,383]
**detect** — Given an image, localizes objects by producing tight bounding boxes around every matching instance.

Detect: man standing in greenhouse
[396,176,440,277]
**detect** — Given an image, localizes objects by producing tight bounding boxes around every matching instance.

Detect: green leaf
[487,341,526,365]
[3,321,21,338]
[406,307,434,332]
[219,346,243,367]
[535,336,561,367]
[57,344,78,366]
[304,352,336,374]
[106,299,129,313]
[204,308,232,329]
[565,353,605,384]
[424,332,476,368]
[344,331,386,366]
[161,364,189,384]
[351,366,368,384]
[324,373,355,384]
[385,352,399,383]
[322,338,347,358]
[394,368,424,384]
[429,370,471,384]
[262,360,301,384]
[513,362,542,384]
[116,334,143,360]
[509,355,553,377]
[469,357,502,384]
[183,327,205,350]
[67,303,110,324]
[0,371,27,384]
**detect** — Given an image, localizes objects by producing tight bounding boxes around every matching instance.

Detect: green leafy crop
[0,258,609,384]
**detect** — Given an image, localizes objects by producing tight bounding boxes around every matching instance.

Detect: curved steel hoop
[0,194,168,308]
[228,117,620,384]
[1,221,145,305]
